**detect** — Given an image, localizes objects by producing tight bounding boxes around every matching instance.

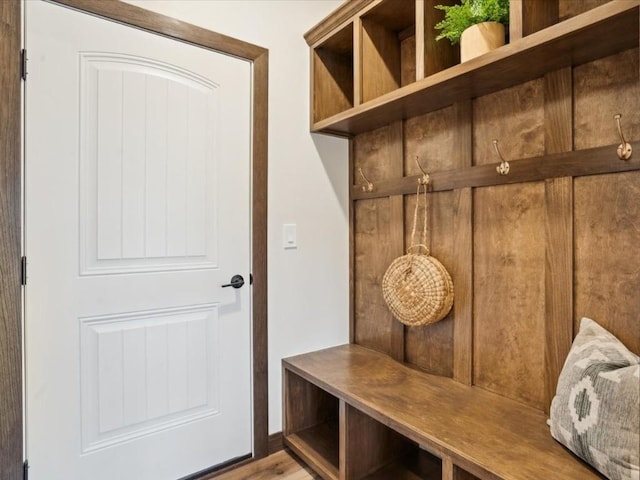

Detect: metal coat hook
[493,139,510,176]
[358,167,374,192]
[614,114,632,160]
[415,156,430,185]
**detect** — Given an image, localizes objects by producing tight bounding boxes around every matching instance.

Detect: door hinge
[21,256,27,286]
[21,49,27,81]
[23,460,29,480]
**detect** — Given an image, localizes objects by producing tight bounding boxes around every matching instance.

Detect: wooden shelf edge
[311,0,639,136]
[350,142,640,199]
[284,434,339,480]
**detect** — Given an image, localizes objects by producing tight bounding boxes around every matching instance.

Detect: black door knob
[222,274,245,289]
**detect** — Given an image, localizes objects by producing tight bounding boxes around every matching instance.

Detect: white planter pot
[460,21,505,62]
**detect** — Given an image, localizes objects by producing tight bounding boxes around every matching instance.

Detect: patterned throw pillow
[549,317,640,480]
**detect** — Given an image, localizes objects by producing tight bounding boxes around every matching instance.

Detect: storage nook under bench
[287,0,640,478]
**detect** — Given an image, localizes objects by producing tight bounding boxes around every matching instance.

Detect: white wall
[123,0,350,434]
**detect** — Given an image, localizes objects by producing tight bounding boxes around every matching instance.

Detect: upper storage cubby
[305,0,639,136]
[312,22,354,124]
[361,0,416,102]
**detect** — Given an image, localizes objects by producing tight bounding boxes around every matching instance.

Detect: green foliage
[434,0,509,45]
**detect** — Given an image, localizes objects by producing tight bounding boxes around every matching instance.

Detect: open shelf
[362,449,442,480]
[286,421,340,480]
[421,0,460,78]
[454,466,482,480]
[283,369,340,479]
[310,0,639,136]
[361,0,416,102]
[312,22,354,124]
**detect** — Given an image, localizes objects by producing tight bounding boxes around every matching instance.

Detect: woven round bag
[382,181,454,327]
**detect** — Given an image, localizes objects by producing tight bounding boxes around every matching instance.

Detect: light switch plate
[283,224,297,249]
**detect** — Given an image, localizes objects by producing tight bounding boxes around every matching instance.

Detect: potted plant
[434,0,509,62]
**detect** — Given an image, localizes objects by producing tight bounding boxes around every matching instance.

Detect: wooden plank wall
[352,1,639,413]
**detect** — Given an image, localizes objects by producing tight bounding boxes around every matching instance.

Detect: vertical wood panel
[442,456,454,480]
[403,190,454,377]
[509,0,524,41]
[400,34,416,88]
[543,68,574,413]
[415,0,425,81]
[0,1,22,477]
[354,125,402,356]
[353,18,362,107]
[474,182,546,410]
[473,79,545,166]
[522,0,558,36]
[574,171,640,355]
[404,105,455,174]
[349,140,356,344]
[544,68,573,154]
[423,0,459,76]
[559,0,613,21]
[510,0,558,40]
[403,103,458,375]
[361,19,401,102]
[388,121,405,362]
[473,80,545,407]
[452,101,473,386]
[251,50,269,458]
[574,48,640,150]
[544,177,573,412]
[342,403,409,479]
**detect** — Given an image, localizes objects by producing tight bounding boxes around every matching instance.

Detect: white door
[25,2,253,479]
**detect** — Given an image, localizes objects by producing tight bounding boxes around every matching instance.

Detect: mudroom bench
[283,344,603,480]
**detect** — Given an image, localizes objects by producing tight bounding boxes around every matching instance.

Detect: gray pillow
[549,317,640,480]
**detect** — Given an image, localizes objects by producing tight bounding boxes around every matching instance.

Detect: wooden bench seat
[283,344,604,480]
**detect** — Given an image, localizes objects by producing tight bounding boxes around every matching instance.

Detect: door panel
[25,2,252,479]
[80,53,219,273]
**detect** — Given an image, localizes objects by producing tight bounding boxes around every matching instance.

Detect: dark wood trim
[451,100,473,386]
[52,0,267,59]
[388,121,405,363]
[0,1,23,479]
[251,50,270,459]
[349,140,356,345]
[0,0,270,475]
[352,141,640,199]
[268,432,284,455]
[544,177,574,414]
[543,68,574,414]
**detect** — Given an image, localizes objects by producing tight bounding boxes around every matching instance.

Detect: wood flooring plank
[212,450,319,480]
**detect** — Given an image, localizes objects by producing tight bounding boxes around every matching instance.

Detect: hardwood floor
[210,450,320,480]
